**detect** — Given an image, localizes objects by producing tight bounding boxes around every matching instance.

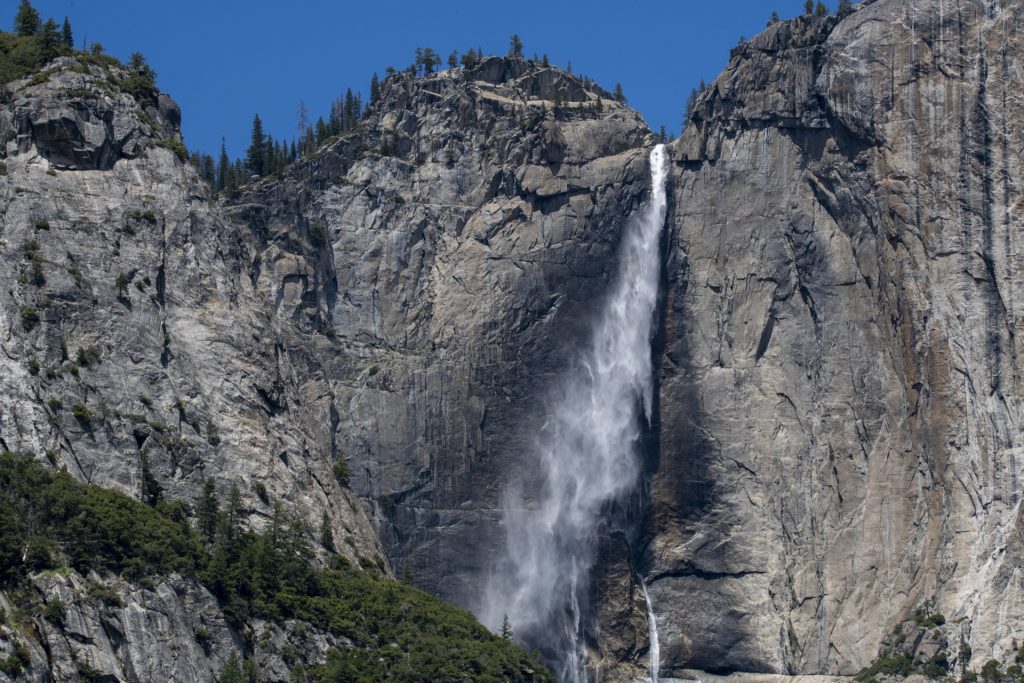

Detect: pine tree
[61,17,72,48]
[768,10,780,26]
[14,0,40,37]
[370,72,381,105]
[501,614,513,640]
[217,139,230,192]
[222,483,243,542]
[420,48,439,75]
[319,511,334,551]
[245,114,265,177]
[508,34,523,59]
[804,0,814,14]
[40,18,62,61]
[613,82,626,103]
[220,652,243,683]
[542,54,549,67]
[448,51,458,70]
[838,0,852,12]
[815,1,829,16]
[197,477,219,543]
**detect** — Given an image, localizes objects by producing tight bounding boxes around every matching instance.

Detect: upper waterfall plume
[482,144,669,682]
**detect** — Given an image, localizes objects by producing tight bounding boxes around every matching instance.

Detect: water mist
[482,145,669,682]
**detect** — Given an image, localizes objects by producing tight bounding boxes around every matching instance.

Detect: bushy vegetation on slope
[0,452,551,682]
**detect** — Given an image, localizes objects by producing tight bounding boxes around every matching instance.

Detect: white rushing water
[641,577,660,683]
[483,145,669,682]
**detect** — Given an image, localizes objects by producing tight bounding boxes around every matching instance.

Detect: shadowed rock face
[232,56,653,608]
[640,0,1024,678]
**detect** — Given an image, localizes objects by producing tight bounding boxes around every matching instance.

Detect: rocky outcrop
[645,0,1024,678]
[0,570,351,683]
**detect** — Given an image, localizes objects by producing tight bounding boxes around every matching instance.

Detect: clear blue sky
[24,0,836,159]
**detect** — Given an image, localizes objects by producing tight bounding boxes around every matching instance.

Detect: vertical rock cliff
[231,57,653,609]
[646,0,1024,678]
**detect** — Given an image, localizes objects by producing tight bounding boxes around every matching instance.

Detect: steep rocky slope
[646,0,1024,678]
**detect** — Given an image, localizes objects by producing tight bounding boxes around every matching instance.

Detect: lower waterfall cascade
[482,144,669,682]
[641,577,660,683]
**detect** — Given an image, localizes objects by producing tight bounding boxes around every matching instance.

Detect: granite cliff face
[229,57,652,609]
[645,0,1024,679]
[3,0,1024,680]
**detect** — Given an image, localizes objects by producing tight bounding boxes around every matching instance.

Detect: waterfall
[640,577,660,683]
[482,144,669,682]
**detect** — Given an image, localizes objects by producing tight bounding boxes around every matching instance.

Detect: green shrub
[47,398,62,410]
[205,420,220,446]
[0,656,22,676]
[114,271,130,296]
[76,346,101,367]
[153,138,186,160]
[86,581,124,607]
[34,219,49,230]
[27,358,39,376]
[981,660,1003,683]
[333,457,351,486]
[19,305,39,331]
[71,403,92,424]
[856,650,913,683]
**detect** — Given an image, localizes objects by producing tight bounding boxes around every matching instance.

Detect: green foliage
[0,452,204,585]
[14,1,40,37]
[508,34,523,59]
[205,419,220,446]
[320,511,334,552]
[71,402,91,424]
[196,477,218,544]
[333,457,351,486]
[115,52,157,103]
[19,305,39,331]
[0,655,23,677]
[76,345,101,367]
[981,660,1003,683]
[856,649,914,683]
[613,82,626,103]
[804,0,814,14]
[913,608,946,628]
[923,650,950,679]
[220,651,244,683]
[246,113,265,176]
[0,453,550,681]
[114,271,130,296]
[27,358,39,375]
[815,1,828,16]
[154,138,186,160]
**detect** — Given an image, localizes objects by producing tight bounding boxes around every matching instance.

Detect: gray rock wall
[644,0,1024,678]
